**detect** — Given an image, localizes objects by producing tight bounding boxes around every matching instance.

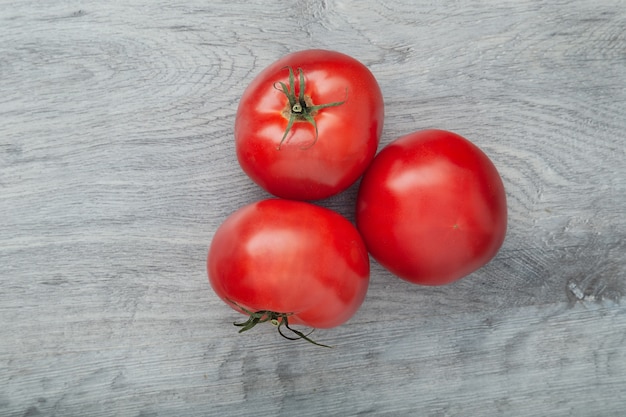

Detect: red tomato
[208,199,370,340]
[356,130,507,285]
[235,49,384,200]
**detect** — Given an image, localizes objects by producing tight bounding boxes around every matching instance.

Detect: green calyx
[274,66,347,150]
[230,301,331,348]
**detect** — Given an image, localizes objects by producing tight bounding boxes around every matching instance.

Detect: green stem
[229,300,332,348]
[273,66,347,150]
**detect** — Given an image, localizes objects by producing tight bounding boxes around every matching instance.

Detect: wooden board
[2,0,625,415]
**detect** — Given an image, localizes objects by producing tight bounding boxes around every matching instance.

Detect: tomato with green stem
[208,199,370,346]
[235,49,384,201]
[356,129,507,286]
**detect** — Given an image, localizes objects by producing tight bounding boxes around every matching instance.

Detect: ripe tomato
[207,199,370,342]
[356,130,507,286]
[235,49,384,201]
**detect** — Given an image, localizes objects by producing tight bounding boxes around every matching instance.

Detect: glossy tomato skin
[208,199,370,328]
[235,49,384,201]
[356,130,507,286]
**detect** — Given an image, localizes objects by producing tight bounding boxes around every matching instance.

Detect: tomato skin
[356,130,507,286]
[208,199,370,328]
[235,49,384,201]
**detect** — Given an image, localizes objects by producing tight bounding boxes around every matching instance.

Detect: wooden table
[2,1,625,415]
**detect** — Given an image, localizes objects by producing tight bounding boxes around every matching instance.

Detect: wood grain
[1,0,625,416]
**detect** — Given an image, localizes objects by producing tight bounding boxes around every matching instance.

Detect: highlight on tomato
[356,129,507,286]
[235,49,384,201]
[207,199,370,346]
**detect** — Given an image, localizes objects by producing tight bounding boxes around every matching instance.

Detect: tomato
[356,129,507,286]
[235,49,384,201]
[207,199,370,343]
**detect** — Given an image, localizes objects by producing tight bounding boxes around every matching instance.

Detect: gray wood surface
[2,0,625,416]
